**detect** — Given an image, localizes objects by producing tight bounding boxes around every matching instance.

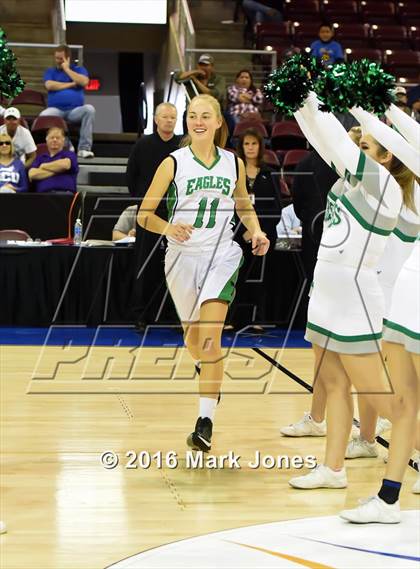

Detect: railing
[8,43,84,65]
[172,0,195,67]
[185,47,278,85]
[52,0,66,44]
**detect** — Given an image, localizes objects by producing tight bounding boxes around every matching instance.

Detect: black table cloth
[0,245,306,327]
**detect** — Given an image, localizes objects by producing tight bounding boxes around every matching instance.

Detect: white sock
[199,397,217,421]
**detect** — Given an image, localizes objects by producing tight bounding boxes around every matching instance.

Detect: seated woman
[0,133,28,193]
[227,70,263,124]
[231,127,281,332]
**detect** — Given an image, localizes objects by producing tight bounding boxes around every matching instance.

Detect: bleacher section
[253,0,420,82]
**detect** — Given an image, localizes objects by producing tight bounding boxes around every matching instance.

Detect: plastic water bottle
[74,218,83,245]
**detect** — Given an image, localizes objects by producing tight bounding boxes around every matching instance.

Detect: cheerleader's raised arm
[350,106,420,177]
[295,91,402,217]
[385,103,420,150]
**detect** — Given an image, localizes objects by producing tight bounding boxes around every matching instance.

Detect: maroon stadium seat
[321,0,360,24]
[271,122,306,151]
[397,3,420,27]
[334,23,371,48]
[12,89,45,108]
[31,115,68,134]
[409,25,420,50]
[283,0,321,21]
[0,229,31,241]
[370,24,410,50]
[281,149,310,189]
[282,149,310,171]
[384,49,420,82]
[232,121,268,139]
[263,149,280,168]
[293,21,326,47]
[360,1,397,25]
[345,47,383,63]
[36,143,48,156]
[255,22,292,50]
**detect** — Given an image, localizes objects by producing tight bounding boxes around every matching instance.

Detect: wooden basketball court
[1,344,419,568]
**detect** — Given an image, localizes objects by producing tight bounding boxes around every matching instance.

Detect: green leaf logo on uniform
[325,195,342,227]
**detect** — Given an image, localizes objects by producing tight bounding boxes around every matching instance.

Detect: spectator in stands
[242,0,283,24]
[175,54,235,137]
[277,203,301,237]
[28,127,78,193]
[232,127,281,332]
[395,85,408,106]
[112,205,137,241]
[127,102,182,330]
[407,84,420,123]
[227,69,263,124]
[393,85,411,116]
[310,24,344,67]
[0,107,36,168]
[127,103,181,197]
[175,54,226,107]
[40,45,95,159]
[0,133,28,193]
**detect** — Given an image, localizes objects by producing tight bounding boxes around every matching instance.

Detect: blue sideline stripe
[0,327,310,348]
[294,535,420,563]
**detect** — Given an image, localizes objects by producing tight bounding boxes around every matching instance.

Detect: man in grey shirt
[112,205,137,241]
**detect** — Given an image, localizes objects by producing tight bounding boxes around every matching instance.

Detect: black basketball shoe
[187,417,213,452]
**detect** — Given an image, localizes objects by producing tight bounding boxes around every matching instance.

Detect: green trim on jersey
[383,319,420,341]
[218,256,244,304]
[340,195,392,236]
[167,182,178,221]
[307,322,382,342]
[355,151,366,182]
[393,227,418,243]
[189,145,221,171]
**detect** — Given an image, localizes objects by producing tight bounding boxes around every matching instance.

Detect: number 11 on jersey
[193,197,220,229]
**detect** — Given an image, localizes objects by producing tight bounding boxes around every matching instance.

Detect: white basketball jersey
[167,146,238,252]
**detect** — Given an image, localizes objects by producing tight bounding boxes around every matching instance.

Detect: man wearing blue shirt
[39,45,95,158]
[310,24,344,67]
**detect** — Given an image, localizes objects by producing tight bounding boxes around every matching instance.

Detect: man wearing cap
[175,54,226,106]
[0,107,37,168]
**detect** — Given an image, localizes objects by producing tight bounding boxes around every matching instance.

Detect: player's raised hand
[251,231,269,256]
[168,223,194,242]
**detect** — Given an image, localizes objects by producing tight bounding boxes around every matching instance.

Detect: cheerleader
[287,92,416,523]
[137,94,269,452]
[344,107,419,465]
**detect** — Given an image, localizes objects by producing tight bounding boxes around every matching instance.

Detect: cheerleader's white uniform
[377,188,420,313]
[383,239,420,354]
[352,106,420,353]
[164,145,243,323]
[294,93,402,354]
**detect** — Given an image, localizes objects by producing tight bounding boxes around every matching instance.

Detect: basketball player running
[286,92,417,523]
[137,94,269,452]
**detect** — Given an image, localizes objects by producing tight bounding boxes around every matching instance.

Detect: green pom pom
[314,63,353,113]
[264,53,320,116]
[0,26,25,100]
[346,60,396,115]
